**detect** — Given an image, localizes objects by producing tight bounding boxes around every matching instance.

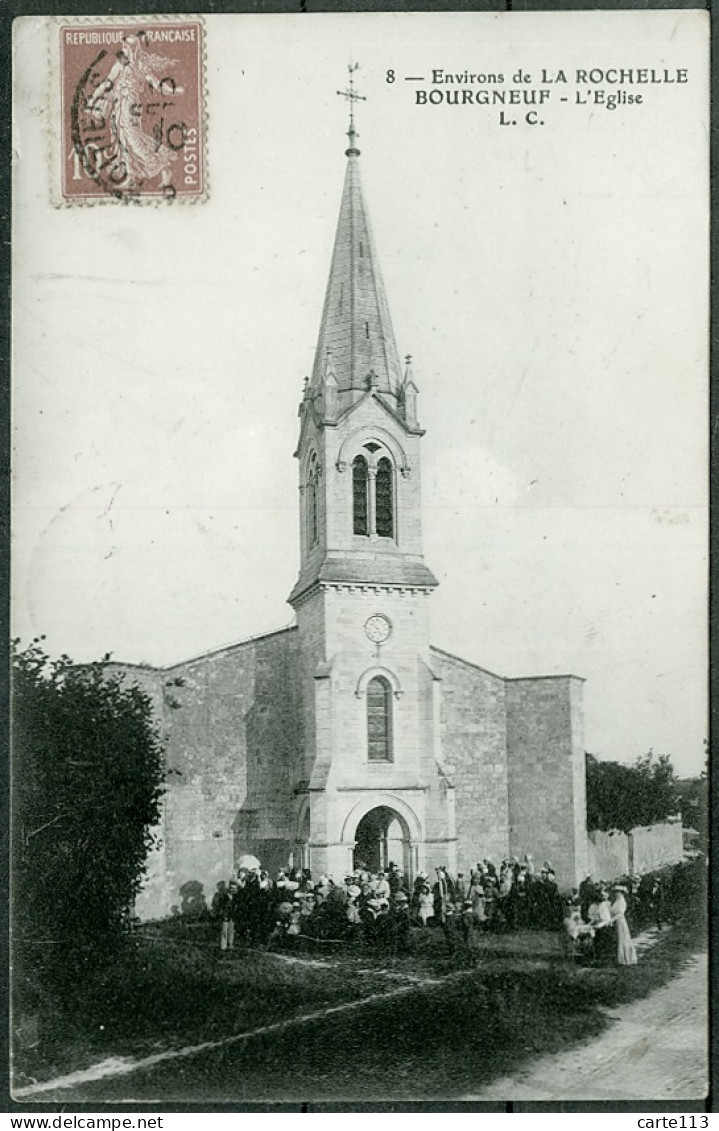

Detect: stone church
[118,116,588,920]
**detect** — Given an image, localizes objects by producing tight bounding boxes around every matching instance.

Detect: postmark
[60,19,205,202]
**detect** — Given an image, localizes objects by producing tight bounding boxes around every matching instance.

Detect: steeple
[309,67,403,409]
[288,71,437,609]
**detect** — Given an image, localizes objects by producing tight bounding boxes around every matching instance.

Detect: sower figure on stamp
[85,33,183,191]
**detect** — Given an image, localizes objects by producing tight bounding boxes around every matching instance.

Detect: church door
[352,805,412,878]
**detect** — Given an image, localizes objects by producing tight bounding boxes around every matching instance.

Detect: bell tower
[288,69,455,881]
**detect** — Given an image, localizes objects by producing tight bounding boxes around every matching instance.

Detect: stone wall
[431,648,510,872]
[630,820,684,873]
[587,821,684,881]
[115,628,301,919]
[587,828,630,880]
[505,676,588,888]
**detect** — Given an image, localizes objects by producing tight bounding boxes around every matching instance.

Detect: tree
[585,749,679,833]
[674,766,708,848]
[12,638,164,973]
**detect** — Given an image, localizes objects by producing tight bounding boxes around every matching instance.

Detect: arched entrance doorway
[353,805,411,876]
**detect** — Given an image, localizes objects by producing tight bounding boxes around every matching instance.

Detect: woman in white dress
[418,885,434,926]
[588,885,614,963]
[587,887,611,927]
[610,884,638,966]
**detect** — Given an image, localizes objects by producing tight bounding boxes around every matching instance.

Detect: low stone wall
[587,820,684,881]
[587,828,630,880]
[630,820,683,873]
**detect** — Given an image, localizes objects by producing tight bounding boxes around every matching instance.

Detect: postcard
[11,9,709,1106]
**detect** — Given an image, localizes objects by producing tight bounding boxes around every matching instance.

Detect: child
[418,884,434,926]
[461,899,483,963]
[287,903,302,941]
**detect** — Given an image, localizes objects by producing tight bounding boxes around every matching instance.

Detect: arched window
[306,453,319,547]
[367,676,392,762]
[353,455,369,535]
[307,480,318,545]
[375,457,394,539]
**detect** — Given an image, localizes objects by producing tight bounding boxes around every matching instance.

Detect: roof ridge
[164,624,298,670]
[429,645,505,681]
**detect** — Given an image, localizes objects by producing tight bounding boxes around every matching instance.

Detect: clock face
[365,614,391,644]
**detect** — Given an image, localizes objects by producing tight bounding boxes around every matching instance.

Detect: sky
[12,11,709,776]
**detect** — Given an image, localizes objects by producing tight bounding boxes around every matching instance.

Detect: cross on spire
[336,62,366,156]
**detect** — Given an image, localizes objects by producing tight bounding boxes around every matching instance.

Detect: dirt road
[468,952,708,1102]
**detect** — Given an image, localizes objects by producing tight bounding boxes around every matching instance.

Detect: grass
[12,931,378,1087]
[11,906,706,1101]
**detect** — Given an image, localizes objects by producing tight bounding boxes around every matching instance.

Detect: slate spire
[310,71,403,407]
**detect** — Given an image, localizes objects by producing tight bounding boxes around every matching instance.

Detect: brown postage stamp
[59,19,205,202]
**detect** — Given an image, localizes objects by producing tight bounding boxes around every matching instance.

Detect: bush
[12,638,164,979]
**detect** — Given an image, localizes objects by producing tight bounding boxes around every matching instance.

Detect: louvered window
[353,455,369,535]
[375,457,394,538]
[307,454,319,547]
[308,481,318,545]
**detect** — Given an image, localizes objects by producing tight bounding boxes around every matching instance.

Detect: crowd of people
[211,853,580,958]
[209,852,703,966]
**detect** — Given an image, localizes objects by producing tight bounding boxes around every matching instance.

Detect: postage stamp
[59,19,205,202]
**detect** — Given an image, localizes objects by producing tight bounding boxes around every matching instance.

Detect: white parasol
[237,853,261,871]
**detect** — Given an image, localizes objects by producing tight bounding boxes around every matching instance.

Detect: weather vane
[336,61,366,153]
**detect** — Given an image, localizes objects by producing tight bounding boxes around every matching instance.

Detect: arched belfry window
[353,456,369,536]
[308,481,318,545]
[307,453,319,547]
[367,676,393,762]
[351,444,396,541]
[375,457,394,539]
